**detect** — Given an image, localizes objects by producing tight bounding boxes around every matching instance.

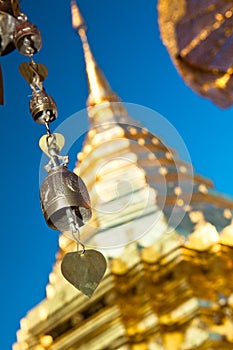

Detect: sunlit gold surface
[40,335,53,347]
[14,104,233,349]
[71,1,120,107]
[13,2,233,349]
[158,1,233,108]
[71,0,85,30]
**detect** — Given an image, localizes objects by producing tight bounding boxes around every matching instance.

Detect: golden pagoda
[14,2,233,350]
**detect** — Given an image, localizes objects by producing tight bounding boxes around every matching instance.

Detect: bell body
[13,20,42,55]
[30,90,58,124]
[40,165,92,231]
[0,0,17,55]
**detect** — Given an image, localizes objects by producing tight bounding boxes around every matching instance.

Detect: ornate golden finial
[71,0,86,31]
[71,0,120,107]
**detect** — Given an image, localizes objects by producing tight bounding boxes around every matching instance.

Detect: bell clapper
[29,60,44,92]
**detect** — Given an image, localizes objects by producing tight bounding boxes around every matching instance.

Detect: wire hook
[72,226,85,255]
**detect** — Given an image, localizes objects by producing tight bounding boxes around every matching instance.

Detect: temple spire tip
[71,0,86,32]
[70,1,120,108]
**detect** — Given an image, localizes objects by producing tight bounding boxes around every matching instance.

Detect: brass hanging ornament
[14,4,107,297]
[39,164,92,232]
[61,248,107,298]
[13,15,42,56]
[39,132,107,298]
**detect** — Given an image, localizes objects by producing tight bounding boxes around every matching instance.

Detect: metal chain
[29,58,44,92]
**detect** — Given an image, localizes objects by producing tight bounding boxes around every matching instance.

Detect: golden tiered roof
[14,2,233,350]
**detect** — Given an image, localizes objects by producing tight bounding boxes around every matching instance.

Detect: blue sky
[1,0,233,348]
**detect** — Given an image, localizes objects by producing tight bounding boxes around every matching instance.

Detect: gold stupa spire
[71,0,120,107]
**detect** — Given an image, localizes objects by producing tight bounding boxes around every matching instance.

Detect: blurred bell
[40,165,92,231]
[0,0,18,56]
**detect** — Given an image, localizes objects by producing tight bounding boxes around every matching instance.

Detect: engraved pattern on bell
[66,174,91,206]
[30,90,57,124]
[13,20,42,55]
[40,165,92,231]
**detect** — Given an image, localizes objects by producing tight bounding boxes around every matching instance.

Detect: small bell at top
[14,17,42,56]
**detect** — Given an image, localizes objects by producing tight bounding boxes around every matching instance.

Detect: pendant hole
[78,249,85,256]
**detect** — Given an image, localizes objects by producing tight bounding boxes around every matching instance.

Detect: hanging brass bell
[0,0,18,55]
[40,165,92,231]
[13,19,42,55]
[30,90,58,124]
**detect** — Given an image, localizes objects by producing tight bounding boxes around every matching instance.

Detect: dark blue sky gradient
[1,1,233,349]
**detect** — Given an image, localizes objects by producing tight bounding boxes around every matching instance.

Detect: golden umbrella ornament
[158,0,233,108]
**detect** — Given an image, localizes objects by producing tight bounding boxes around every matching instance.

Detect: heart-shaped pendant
[61,249,107,298]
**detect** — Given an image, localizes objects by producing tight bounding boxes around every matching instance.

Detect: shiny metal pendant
[61,249,107,298]
[39,133,65,157]
[19,62,48,84]
[39,132,104,298]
